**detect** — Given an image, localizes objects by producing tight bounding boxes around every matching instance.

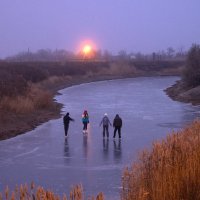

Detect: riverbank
[165,80,200,105]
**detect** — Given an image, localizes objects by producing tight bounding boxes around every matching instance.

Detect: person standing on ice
[82,110,89,133]
[113,114,122,139]
[99,113,112,138]
[63,112,74,137]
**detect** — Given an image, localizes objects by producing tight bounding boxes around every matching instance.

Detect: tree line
[4,47,187,62]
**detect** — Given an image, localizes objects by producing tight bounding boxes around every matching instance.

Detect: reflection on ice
[64,138,70,158]
[83,135,89,159]
[113,140,122,162]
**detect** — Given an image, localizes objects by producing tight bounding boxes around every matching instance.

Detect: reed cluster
[0,183,104,200]
[0,84,53,114]
[121,120,200,200]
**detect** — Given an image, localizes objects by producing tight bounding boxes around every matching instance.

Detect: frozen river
[0,77,200,199]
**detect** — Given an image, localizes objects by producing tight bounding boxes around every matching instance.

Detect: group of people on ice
[63,110,122,139]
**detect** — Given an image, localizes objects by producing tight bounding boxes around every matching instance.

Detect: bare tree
[183,44,200,87]
[167,47,175,58]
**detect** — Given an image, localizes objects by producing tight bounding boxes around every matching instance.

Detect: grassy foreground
[0,183,104,200]
[122,120,200,200]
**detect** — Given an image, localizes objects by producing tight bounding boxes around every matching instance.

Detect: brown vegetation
[0,85,53,114]
[131,60,185,76]
[0,60,184,99]
[0,183,104,200]
[121,120,200,200]
[0,61,110,98]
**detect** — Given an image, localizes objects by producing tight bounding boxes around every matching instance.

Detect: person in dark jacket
[113,114,122,139]
[99,113,112,138]
[63,112,74,137]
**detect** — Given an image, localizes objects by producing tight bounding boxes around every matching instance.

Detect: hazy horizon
[0,0,200,58]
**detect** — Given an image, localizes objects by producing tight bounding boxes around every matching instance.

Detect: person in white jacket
[99,113,112,138]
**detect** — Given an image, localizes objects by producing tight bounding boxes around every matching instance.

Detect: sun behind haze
[78,40,97,59]
[83,45,92,55]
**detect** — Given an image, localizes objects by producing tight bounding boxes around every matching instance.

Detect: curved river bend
[0,77,200,199]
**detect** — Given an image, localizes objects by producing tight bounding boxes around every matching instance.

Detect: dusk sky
[0,0,200,58]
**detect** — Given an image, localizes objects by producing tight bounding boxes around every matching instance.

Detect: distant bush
[121,120,200,200]
[0,61,110,98]
[108,62,136,75]
[0,71,27,97]
[183,44,200,87]
[0,60,183,99]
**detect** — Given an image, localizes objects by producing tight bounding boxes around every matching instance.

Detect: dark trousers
[64,124,69,136]
[83,122,88,130]
[103,125,109,138]
[113,126,121,138]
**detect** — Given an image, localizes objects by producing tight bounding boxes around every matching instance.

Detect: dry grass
[121,120,200,200]
[35,75,73,91]
[28,84,54,109]
[108,62,136,76]
[0,96,34,114]
[0,84,54,114]
[0,183,104,200]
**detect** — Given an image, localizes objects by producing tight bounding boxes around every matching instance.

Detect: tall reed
[0,183,104,200]
[121,120,200,200]
[0,84,54,114]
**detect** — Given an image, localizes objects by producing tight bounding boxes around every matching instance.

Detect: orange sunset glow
[82,44,92,55]
[77,39,97,59]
